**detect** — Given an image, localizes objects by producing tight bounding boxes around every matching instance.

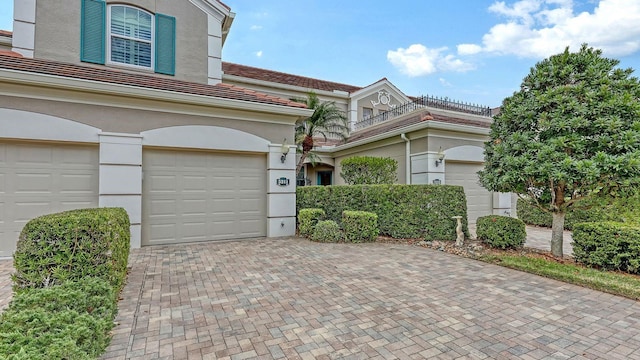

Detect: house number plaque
[276,177,290,186]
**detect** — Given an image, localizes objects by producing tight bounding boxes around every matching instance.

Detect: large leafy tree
[294,92,349,174]
[479,44,640,257]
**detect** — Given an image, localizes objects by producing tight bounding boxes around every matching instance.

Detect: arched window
[80,0,175,75]
[108,5,153,69]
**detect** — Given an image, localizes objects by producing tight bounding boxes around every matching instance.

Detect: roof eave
[222,73,352,99]
[0,68,314,118]
[329,121,490,153]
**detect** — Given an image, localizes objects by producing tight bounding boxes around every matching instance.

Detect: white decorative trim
[267,217,296,237]
[12,0,35,58]
[99,133,143,165]
[99,165,142,195]
[13,0,36,22]
[141,125,270,152]
[0,108,101,142]
[444,145,485,162]
[99,133,143,248]
[268,193,296,218]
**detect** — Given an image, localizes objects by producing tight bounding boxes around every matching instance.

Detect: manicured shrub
[0,278,117,359]
[340,156,398,185]
[13,208,130,292]
[298,208,326,237]
[476,215,526,249]
[297,185,468,241]
[573,222,640,274]
[311,220,343,243]
[12,207,130,294]
[342,210,379,243]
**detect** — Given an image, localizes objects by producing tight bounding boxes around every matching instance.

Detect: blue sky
[1,0,639,107]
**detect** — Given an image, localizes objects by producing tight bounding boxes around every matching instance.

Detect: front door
[317,171,332,186]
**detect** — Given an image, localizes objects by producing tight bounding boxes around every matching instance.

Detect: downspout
[400,133,410,184]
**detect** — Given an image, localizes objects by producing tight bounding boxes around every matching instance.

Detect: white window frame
[106,5,155,71]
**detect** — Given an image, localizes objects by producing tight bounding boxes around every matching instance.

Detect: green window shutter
[80,0,106,64]
[155,14,176,75]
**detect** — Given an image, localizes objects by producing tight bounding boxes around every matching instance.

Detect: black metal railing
[354,95,492,131]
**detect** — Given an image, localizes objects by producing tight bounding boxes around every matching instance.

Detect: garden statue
[452,216,464,247]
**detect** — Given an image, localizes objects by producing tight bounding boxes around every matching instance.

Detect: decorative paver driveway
[0,259,12,311]
[102,238,640,360]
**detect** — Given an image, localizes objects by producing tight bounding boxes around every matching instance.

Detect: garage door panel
[445,162,492,224]
[142,149,266,246]
[0,142,98,257]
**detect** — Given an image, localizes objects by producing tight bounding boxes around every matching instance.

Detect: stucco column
[98,133,143,248]
[410,152,445,184]
[493,193,513,216]
[12,0,36,57]
[267,143,296,237]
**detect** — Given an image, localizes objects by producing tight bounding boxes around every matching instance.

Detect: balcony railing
[354,95,493,131]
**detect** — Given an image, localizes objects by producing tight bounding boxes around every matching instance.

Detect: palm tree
[294,92,349,174]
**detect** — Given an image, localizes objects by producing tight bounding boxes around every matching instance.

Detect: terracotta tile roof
[0,30,11,37]
[0,50,22,58]
[345,110,491,144]
[222,62,362,94]
[0,54,307,109]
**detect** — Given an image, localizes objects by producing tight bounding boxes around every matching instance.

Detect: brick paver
[0,259,12,311]
[102,238,640,359]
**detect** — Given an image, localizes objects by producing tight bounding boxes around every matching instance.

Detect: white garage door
[445,162,493,224]
[0,141,99,257]
[142,149,266,246]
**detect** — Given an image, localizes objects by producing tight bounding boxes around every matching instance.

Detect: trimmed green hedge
[298,208,326,237]
[476,215,526,249]
[340,156,398,185]
[12,208,130,294]
[311,220,343,243]
[517,193,640,230]
[0,278,117,359]
[297,185,468,240]
[573,222,640,274]
[342,211,378,243]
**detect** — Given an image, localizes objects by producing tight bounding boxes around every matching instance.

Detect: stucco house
[221,63,512,224]
[0,0,511,257]
[0,0,314,257]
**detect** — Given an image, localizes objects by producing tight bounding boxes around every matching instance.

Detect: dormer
[11,0,234,84]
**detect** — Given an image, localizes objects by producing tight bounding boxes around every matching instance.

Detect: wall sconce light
[432,178,442,185]
[280,139,290,163]
[435,147,445,167]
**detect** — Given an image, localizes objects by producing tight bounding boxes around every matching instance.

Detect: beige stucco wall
[305,165,334,186]
[0,91,296,144]
[333,141,406,185]
[34,0,209,84]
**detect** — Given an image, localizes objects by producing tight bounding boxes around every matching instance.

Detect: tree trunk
[295,152,308,176]
[551,212,565,257]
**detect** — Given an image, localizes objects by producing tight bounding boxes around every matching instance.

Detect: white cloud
[255,50,263,58]
[439,78,452,87]
[461,0,640,58]
[457,43,482,55]
[387,44,475,77]
[250,25,263,30]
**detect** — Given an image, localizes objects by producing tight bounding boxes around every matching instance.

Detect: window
[108,6,153,69]
[81,0,176,75]
[362,107,373,120]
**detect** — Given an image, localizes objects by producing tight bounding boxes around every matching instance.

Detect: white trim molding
[444,145,485,162]
[12,0,36,58]
[98,133,143,248]
[0,108,100,142]
[141,125,270,152]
